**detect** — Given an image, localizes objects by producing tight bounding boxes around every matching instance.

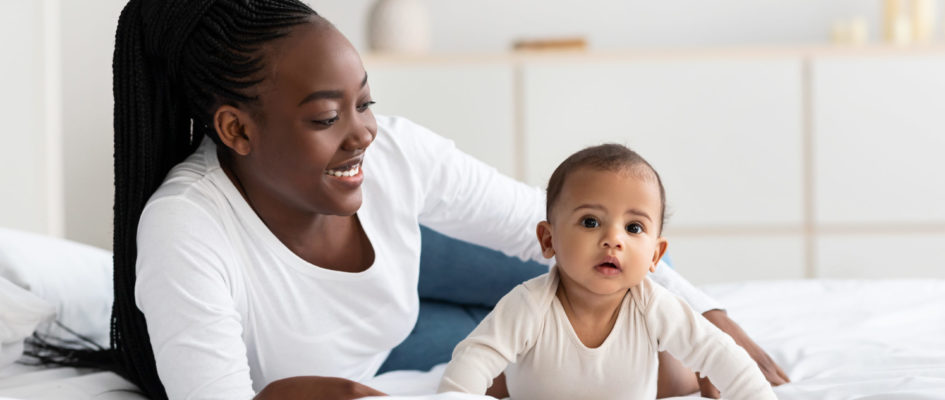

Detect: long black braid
[28,1,317,398]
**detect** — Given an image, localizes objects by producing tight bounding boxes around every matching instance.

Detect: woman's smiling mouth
[324,162,361,177]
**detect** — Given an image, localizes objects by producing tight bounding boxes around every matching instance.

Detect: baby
[437,144,777,399]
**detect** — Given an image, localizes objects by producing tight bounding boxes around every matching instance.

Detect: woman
[105,0,787,398]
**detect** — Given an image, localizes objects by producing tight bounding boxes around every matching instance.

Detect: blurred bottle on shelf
[884,0,911,44]
[883,0,937,45]
[833,17,869,45]
[911,0,935,43]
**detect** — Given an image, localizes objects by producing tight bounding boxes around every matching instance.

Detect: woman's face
[240,19,377,217]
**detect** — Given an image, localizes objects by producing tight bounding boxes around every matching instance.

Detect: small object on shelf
[849,17,869,45]
[832,17,869,45]
[512,37,588,52]
[892,14,914,44]
[911,0,935,43]
[883,0,908,43]
[366,0,431,54]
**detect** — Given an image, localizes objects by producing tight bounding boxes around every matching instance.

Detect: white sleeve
[437,286,540,394]
[649,261,723,314]
[643,281,776,400]
[135,198,255,400]
[389,117,548,265]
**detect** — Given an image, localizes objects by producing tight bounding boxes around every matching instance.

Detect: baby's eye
[356,100,376,112]
[581,217,599,228]
[626,223,644,234]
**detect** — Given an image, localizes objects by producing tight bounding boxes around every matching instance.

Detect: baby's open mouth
[597,262,620,270]
[595,256,622,274]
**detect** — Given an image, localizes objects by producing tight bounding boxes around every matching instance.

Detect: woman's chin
[327,195,363,217]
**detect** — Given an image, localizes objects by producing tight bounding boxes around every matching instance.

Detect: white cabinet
[670,235,806,284]
[521,58,805,228]
[817,234,945,278]
[520,57,807,283]
[810,54,945,279]
[353,49,945,282]
[812,55,945,225]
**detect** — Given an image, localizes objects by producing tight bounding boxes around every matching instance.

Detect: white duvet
[2,279,944,400]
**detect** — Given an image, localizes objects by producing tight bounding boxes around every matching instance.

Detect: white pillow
[0,228,113,348]
[0,275,55,368]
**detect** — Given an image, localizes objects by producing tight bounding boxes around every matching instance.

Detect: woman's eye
[626,223,644,234]
[356,100,376,112]
[581,217,599,228]
[314,116,339,126]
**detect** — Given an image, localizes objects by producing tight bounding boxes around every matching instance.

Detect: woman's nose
[342,117,375,151]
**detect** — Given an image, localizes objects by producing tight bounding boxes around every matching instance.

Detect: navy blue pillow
[416,225,548,308]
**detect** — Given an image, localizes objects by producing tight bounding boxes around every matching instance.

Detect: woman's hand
[254,376,387,400]
[700,309,790,396]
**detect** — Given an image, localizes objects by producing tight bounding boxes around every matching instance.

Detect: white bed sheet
[1,279,943,400]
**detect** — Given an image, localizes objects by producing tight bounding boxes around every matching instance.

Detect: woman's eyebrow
[297,73,368,106]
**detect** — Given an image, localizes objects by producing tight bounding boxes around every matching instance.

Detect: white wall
[60,0,126,250]
[313,0,941,53]
[0,1,62,237]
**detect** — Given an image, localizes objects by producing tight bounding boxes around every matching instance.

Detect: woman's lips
[324,162,361,177]
[324,162,364,189]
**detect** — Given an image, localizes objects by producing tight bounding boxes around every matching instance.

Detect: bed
[2,227,945,400]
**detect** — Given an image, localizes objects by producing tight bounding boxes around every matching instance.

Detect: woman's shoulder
[138,140,234,245]
[372,114,456,162]
[144,139,230,225]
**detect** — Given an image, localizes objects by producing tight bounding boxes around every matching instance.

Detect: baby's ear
[536,221,555,259]
[650,238,668,273]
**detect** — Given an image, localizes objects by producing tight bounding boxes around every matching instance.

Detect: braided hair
[30,1,317,399]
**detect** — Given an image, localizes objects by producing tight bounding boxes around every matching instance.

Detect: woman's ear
[536,221,555,259]
[213,105,256,156]
[650,238,668,273]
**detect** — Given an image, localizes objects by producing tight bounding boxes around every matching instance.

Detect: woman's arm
[138,197,391,400]
[136,198,257,399]
[387,116,546,265]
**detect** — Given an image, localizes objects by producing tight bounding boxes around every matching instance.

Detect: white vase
[366,0,431,53]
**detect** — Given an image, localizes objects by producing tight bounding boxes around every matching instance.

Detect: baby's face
[542,167,666,297]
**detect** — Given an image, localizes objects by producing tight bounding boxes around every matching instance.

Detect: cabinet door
[817,234,945,278]
[812,55,945,225]
[522,58,805,228]
[522,58,806,282]
[670,235,806,285]
[364,62,517,178]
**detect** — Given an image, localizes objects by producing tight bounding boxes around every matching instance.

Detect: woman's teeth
[325,164,360,177]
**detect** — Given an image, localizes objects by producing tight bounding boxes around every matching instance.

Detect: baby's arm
[642,280,777,400]
[438,285,540,394]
